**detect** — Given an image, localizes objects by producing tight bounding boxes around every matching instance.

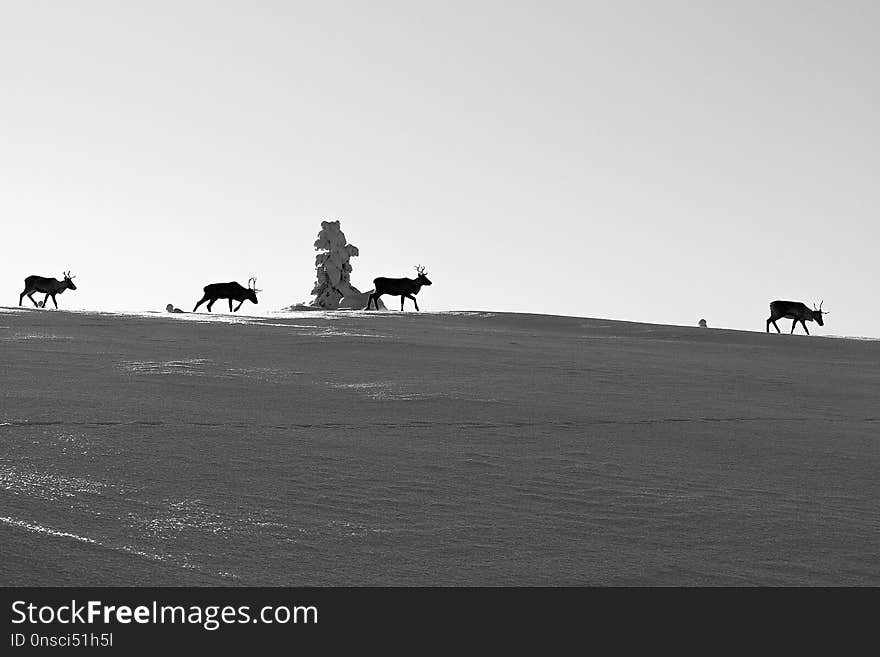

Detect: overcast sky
[1,1,876,335]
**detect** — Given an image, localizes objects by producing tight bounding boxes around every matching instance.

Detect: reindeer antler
[248,277,262,292]
[813,300,830,315]
[415,264,427,275]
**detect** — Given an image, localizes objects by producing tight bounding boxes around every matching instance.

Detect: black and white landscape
[1,3,878,590]
[1,307,877,585]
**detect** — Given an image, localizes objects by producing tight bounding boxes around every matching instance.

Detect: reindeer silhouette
[193,278,261,312]
[766,300,829,335]
[19,271,77,309]
[366,266,432,311]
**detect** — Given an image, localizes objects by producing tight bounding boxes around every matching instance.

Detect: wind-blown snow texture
[1,308,878,585]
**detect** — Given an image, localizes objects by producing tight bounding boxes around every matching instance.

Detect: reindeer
[366,265,432,311]
[766,300,829,335]
[193,277,261,313]
[19,271,77,309]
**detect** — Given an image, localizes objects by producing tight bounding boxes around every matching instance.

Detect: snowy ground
[1,307,878,585]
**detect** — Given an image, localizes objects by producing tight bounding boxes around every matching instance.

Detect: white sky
[1,1,877,335]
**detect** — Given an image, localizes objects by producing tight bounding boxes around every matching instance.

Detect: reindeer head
[63,271,77,290]
[414,265,432,286]
[813,300,828,326]
[247,277,261,304]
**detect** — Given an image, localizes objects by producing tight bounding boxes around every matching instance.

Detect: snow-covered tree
[307,220,384,309]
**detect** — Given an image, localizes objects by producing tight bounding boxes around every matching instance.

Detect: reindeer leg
[802,320,809,335]
[365,294,373,310]
[50,294,58,309]
[193,296,208,312]
[27,293,37,307]
[791,319,798,334]
[228,299,234,312]
[771,320,780,333]
[400,296,405,311]
[206,299,215,312]
[234,300,243,312]
[408,294,419,311]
